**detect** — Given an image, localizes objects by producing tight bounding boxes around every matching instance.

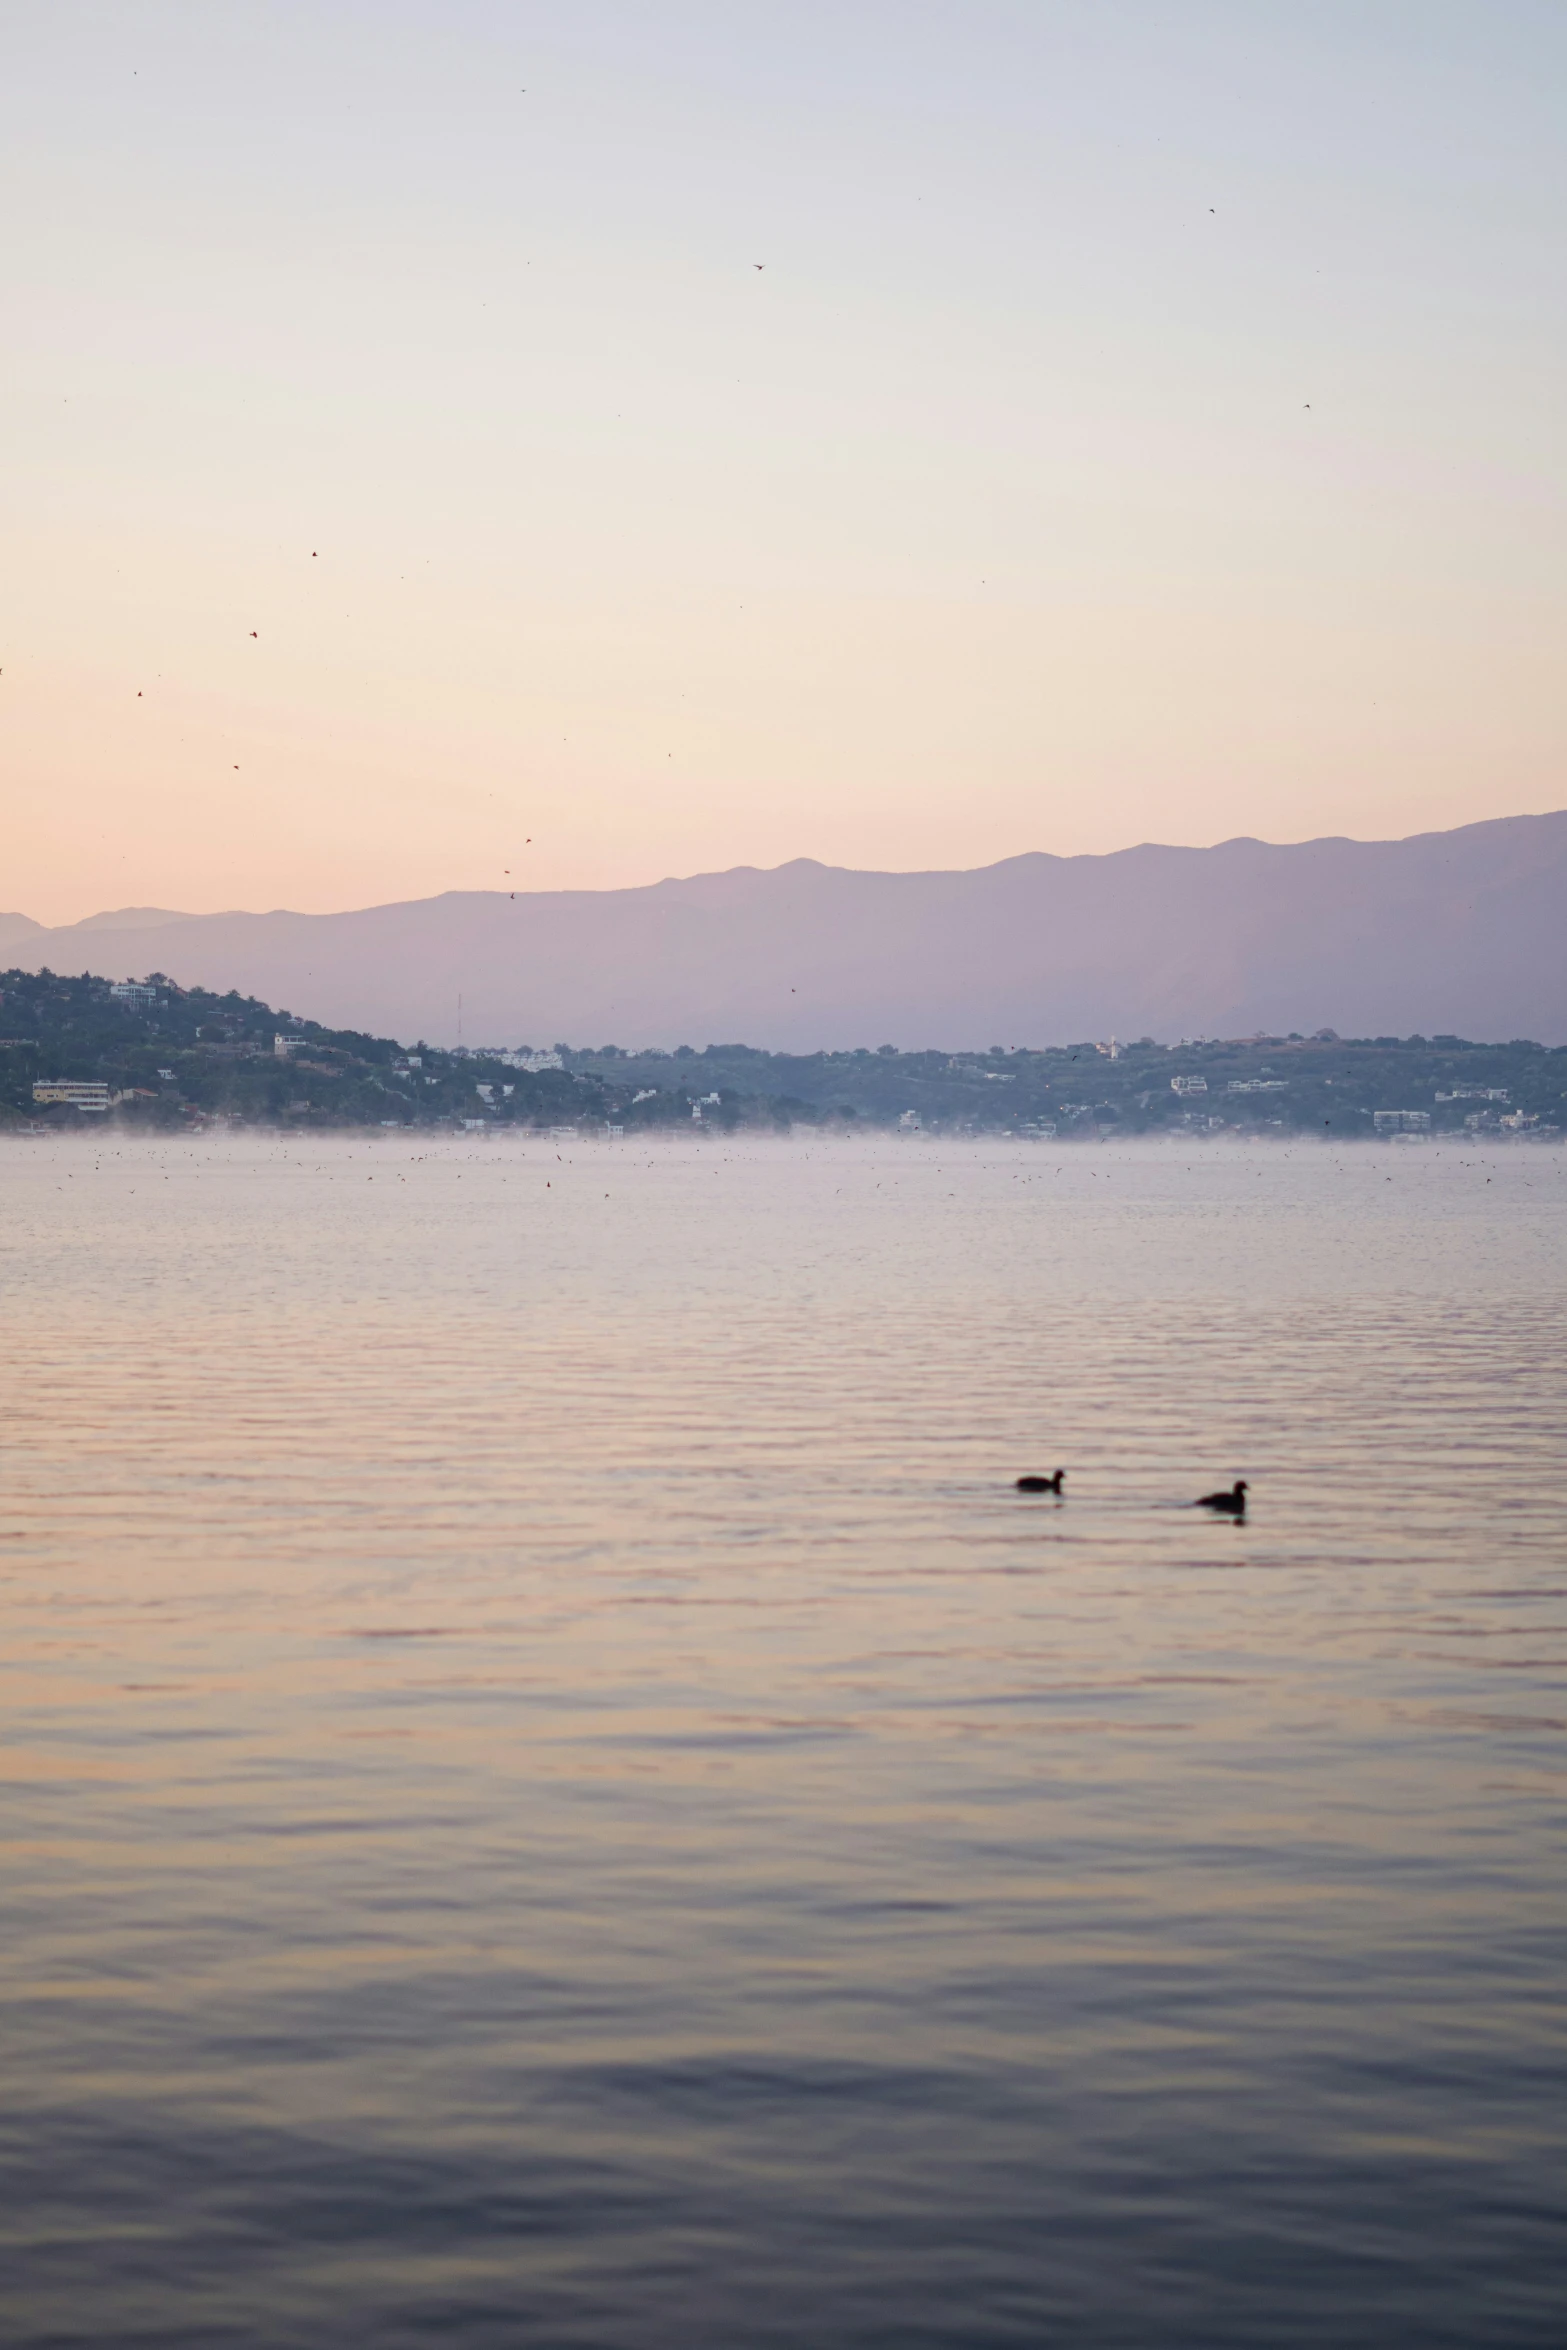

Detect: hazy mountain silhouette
[0,906,192,947]
[6,811,1564,1048]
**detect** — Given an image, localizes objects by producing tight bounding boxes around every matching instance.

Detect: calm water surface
[2,1136,1564,2347]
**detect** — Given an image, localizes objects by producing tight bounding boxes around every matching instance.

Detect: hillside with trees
[3,968,1563,1140]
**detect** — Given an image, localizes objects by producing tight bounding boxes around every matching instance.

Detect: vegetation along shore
[3,968,1563,1139]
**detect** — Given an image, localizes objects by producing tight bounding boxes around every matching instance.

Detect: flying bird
[754,263,764,270]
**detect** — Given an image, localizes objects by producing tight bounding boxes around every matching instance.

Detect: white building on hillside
[33,1081,112,1111]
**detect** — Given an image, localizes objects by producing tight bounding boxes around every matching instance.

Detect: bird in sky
[754,263,764,270]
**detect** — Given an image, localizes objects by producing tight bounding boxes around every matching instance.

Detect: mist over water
[3,1136,1564,2348]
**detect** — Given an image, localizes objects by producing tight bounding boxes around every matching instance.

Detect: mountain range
[4,810,1564,1049]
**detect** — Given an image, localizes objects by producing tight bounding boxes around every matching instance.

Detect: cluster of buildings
[449,1046,563,1073]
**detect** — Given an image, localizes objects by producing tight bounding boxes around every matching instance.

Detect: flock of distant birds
[1015,1471,1249,1516]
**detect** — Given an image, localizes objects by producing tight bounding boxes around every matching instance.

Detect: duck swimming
[1015,1471,1065,1494]
[1196,1480,1248,1514]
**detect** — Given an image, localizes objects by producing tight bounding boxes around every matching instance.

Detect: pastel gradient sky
[4,1,1564,923]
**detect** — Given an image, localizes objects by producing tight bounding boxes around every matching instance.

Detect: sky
[3,0,1564,924]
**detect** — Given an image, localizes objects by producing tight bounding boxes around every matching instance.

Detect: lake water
[2,1134,1564,2348]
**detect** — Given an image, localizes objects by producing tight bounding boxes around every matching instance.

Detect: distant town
[2,967,1563,1139]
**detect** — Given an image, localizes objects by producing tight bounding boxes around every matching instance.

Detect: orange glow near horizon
[4,6,1565,926]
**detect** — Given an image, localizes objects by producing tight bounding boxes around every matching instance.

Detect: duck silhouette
[1196,1480,1248,1514]
[1015,1471,1064,1495]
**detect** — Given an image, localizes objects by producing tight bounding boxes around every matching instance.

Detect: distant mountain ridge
[5,811,1565,1048]
[0,906,194,946]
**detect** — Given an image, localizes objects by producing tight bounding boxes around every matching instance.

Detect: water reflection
[1,1137,1563,2346]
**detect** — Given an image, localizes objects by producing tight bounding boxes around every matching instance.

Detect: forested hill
[2,967,1563,1138]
